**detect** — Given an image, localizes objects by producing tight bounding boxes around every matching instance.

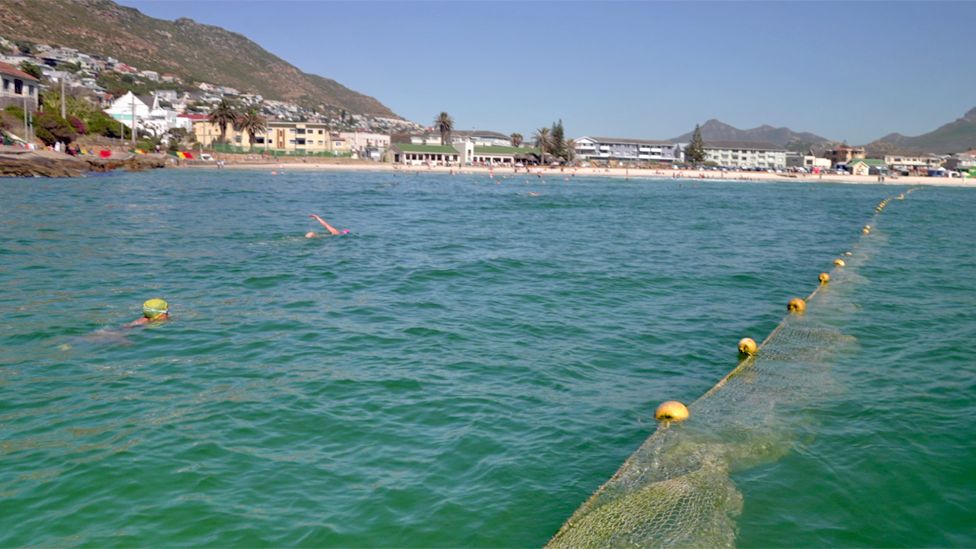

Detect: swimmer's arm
[310,214,341,236]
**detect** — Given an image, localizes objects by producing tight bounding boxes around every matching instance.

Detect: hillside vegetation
[0,0,398,117]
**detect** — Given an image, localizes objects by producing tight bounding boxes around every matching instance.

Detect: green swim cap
[143,298,169,319]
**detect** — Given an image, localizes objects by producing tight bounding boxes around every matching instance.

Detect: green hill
[865,107,976,155]
[0,0,398,117]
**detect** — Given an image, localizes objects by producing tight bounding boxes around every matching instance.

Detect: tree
[209,98,237,143]
[19,62,43,80]
[534,127,552,162]
[434,111,453,145]
[510,132,523,148]
[550,119,566,159]
[685,124,706,164]
[235,107,267,149]
[564,138,576,162]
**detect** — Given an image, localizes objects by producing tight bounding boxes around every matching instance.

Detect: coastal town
[1,35,975,180]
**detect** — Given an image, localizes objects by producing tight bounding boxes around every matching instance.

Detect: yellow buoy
[819,272,830,284]
[654,401,690,423]
[738,337,758,356]
[862,227,871,235]
[834,258,846,267]
[787,297,806,313]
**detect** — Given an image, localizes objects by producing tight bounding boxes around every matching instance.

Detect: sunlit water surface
[1,170,973,546]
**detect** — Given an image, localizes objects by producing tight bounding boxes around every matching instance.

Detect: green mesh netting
[547,189,917,548]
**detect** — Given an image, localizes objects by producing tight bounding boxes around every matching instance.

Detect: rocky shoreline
[0,150,168,177]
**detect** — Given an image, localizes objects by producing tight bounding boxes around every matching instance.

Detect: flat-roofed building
[193,119,336,154]
[884,153,943,170]
[825,145,866,166]
[0,61,40,111]
[410,130,511,147]
[471,145,541,165]
[574,136,683,164]
[390,143,460,165]
[703,141,787,169]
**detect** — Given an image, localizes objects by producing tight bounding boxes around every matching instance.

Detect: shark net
[547,189,917,548]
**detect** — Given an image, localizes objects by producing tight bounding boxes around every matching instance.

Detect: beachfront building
[944,150,976,172]
[471,146,541,165]
[104,91,151,129]
[0,61,40,111]
[825,145,866,167]
[848,159,887,176]
[883,153,943,171]
[340,131,391,160]
[573,136,683,164]
[702,141,787,169]
[105,91,190,137]
[389,143,460,166]
[409,130,511,147]
[193,119,345,154]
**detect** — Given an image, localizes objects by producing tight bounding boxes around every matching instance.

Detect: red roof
[0,61,40,81]
[178,113,210,120]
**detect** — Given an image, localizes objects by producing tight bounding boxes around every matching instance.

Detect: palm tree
[563,138,576,162]
[534,127,552,163]
[510,133,523,148]
[434,112,454,145]
[235,107,267,150]
[209,99,237,144]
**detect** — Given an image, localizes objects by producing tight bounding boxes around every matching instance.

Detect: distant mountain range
[0,0,398,118]
[670,119,832,153]
[670,109,976,155]
[864,107,976,155]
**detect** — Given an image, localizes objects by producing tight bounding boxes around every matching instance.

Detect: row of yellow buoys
[653,193,897,425]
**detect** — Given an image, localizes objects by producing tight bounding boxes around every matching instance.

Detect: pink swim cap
[341,229,350,235]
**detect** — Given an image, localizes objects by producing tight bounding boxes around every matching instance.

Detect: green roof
[392,143,458,154]
[850,158,886,166]
[473,146,540,155]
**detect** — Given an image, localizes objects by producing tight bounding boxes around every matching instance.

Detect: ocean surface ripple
[1,170,973,547]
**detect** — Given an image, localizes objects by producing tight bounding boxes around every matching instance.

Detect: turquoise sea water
[1,170,973,547]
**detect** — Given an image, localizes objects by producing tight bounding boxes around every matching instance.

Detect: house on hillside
[104,91,151,129]
[0,61,40,111]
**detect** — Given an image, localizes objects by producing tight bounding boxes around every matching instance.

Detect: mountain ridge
[0,0,399,118]
[864,107,976,155]
[670,119,832,152]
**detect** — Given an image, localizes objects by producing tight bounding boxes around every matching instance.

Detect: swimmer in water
[128,298,170,327]
[306,214,349,238]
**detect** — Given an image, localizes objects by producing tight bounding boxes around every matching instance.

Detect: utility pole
[23,95,28,146]
[60,77,66,119]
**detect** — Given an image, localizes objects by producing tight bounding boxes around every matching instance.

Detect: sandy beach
[208,159,975,188]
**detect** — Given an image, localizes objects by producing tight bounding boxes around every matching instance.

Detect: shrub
[68,115,87,135]
[34,111,77,146]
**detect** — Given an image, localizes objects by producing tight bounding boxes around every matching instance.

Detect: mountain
[671,119,832,152]
[0,0,398,117]
[864,107,976,155]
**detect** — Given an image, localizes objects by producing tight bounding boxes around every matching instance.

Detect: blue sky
[117,1,975,144]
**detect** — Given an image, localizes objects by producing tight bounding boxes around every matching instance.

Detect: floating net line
[547,188,920,548]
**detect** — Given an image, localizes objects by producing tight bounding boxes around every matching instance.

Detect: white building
[104,91,190,137]
[702,141,787,169]
[574,136,683,164]
[410,130,510,147]
[0,61,40,111]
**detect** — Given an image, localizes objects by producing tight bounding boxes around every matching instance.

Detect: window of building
[297,128,306,134]
[296,138,306,145]
[2,78,7,91]
[14,78,23,94]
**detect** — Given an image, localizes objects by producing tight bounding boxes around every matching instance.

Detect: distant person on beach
[128,298,170,327]
[306,214,349,238]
